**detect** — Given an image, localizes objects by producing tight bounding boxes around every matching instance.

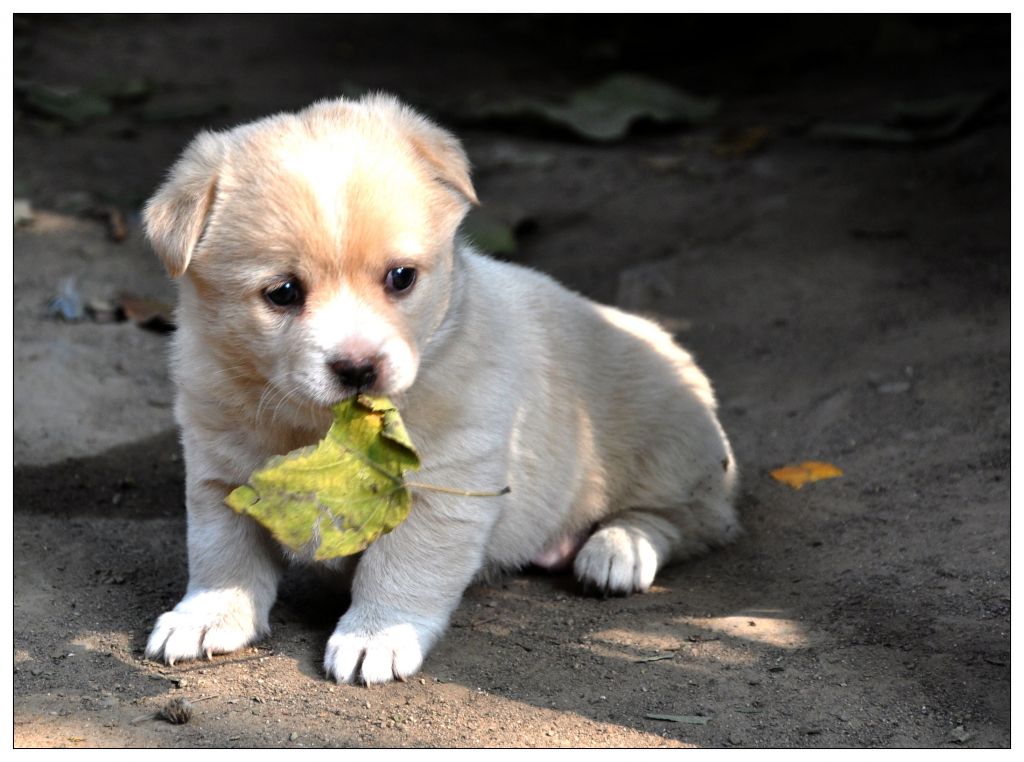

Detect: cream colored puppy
[143,94,739,685]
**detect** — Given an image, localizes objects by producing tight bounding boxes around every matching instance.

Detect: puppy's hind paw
[574,525,660,595]
[145,590,267,665]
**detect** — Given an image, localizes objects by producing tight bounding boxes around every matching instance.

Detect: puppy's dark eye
[265,279,304,308]
[385,267,417,294]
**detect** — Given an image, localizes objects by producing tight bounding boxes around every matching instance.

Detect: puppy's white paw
[145,589,267,665]
[324,607,441,685]
[574,525,660,595]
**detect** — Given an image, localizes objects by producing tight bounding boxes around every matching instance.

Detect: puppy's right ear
[143,131,225,278]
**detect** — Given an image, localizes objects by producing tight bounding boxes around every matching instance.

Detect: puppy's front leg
[146,477,283,664]
[324,491,495,685]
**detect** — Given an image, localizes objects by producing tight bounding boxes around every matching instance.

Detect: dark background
[13,14,1009,213]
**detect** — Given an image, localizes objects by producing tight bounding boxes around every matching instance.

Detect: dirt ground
[11,15,1010,748]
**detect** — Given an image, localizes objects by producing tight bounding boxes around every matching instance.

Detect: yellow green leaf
[770,461,843,490]
[225,395,420,560]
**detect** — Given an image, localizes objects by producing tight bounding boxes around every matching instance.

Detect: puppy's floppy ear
[143,130,226,278]
[366,94,479,207]
[407,122,479,207]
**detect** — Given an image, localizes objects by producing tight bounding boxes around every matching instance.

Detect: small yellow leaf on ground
[770,461,843,489]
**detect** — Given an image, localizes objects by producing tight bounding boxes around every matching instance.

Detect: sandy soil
[12,16,1010,748]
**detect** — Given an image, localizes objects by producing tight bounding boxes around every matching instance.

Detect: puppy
[142,94,739,684]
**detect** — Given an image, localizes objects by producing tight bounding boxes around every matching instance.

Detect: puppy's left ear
[408,123,479,208]
[369,95,479,207]
[143,130,226,278]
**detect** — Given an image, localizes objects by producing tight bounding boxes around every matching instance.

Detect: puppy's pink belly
[531,529,591,571]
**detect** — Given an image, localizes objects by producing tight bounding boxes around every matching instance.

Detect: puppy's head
[145,94,477,412]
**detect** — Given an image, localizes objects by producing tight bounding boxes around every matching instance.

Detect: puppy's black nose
[329,359,378,391]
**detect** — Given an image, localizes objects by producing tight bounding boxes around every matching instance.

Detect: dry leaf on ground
[770,461,843,489]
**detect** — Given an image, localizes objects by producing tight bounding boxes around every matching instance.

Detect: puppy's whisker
[269,384,300,427]
[289,394,319,425]
[255,371,309,429]
[255,383,288,428]
[209,362,256,380]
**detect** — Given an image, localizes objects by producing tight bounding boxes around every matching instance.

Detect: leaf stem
[406,482,511,498]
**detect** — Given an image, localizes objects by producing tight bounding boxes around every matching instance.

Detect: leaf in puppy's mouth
[226,394,421,559]
[226,395,510,559]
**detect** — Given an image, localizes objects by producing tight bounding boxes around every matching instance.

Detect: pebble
[87,298,120,323]
[950,725,972,744]
[14,199,32,225]
[877,381,911,394]
[158,697,193,725]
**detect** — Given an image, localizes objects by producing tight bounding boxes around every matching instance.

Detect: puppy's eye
[385,267,417,294]
[265,279,304,308]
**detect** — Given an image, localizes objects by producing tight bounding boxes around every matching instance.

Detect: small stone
[950,725,972,744]
[87,298,121,323]
[877,381,911,394]
[158,697,193,724]
[644,155,686,173]
[14,199,32,226]
[289,732,298,742]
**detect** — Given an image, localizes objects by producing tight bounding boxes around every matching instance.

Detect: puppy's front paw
[574,525,660,595]
[145,589,267,665]
[324,607,441,685]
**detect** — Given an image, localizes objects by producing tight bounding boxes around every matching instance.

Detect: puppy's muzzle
[329,358,379,392]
